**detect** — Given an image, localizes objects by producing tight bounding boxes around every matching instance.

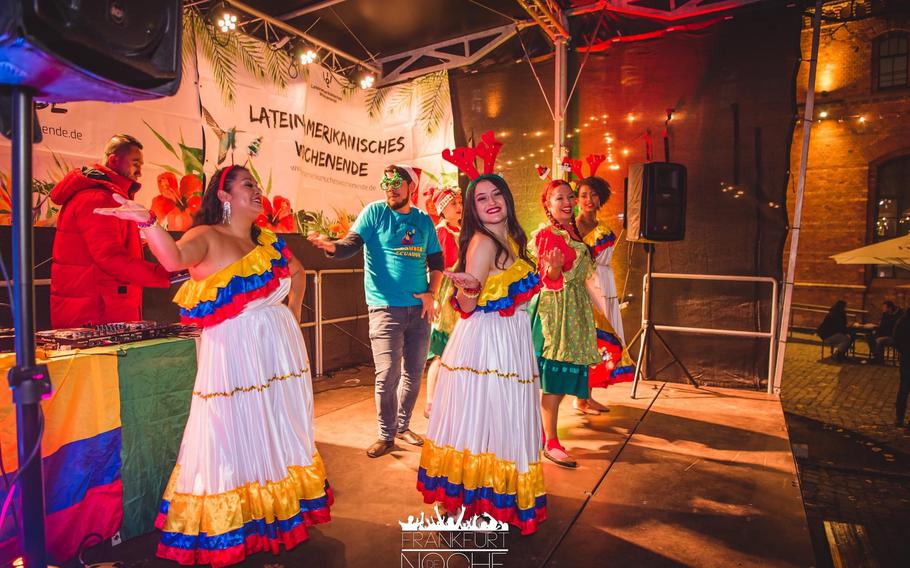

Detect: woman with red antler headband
[530,179,609,469]
[95,165,331,566]
[576,174,635,411]
[417,134,548,535]
[424,186,463,419]
[574,173,635,408]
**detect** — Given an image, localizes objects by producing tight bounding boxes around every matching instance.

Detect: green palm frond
[191,13,237,105]
[416,71,449,135]
[364,71,450,136]
[232,33,267,81]
[386,81,415,113]
[264,46,292,89]
[181,8,201,71]
[365,85,393,119]
[182,6,291,106]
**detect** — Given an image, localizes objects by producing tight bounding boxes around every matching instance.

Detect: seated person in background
[817,300,852,362]
[870,300,902,363]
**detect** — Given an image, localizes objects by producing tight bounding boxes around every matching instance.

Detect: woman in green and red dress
[531,179,608,468]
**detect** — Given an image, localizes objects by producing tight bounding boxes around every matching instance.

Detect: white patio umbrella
[831,234,910,268]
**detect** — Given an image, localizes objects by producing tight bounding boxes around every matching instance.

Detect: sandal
[544,441,577,468]
[573,399,601,415]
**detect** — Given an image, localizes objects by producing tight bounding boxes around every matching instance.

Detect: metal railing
[5,270,370,377]
[312,268,368,376]
[647,273,779,394]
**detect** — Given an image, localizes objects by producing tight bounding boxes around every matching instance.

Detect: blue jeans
[368,305,431,441]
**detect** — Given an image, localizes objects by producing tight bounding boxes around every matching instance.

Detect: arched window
[873,156,910,278]
[874,32,909,90]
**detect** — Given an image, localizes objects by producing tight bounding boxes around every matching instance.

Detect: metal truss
[569,0,769,21]
[223,0,380,74]
[376,23,525,86]
[516,0,571,41]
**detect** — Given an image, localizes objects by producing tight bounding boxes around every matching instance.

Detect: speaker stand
[2,86,52,568]
[626,243,698,398]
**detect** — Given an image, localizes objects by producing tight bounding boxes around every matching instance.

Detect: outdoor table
[0,337,197,565]
[848,322,878,358]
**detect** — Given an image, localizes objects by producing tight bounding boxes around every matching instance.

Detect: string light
[858,115,866,123]
[622,148,630,156]
[627,113,635,122]
[819,110,828,118]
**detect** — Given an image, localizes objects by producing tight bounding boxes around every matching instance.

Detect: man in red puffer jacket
[50,134,171,328]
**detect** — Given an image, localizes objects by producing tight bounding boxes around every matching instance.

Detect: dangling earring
[222,201,232,225]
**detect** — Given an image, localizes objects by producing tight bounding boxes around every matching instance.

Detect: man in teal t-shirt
[309,165,443,458]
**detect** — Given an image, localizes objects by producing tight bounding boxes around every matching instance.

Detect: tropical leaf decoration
[364,84,390,119]
[415,72,450,135]
[182,6,292,106]
[363,71,450,135]
[0,152,73,226]
[296,207,357,239]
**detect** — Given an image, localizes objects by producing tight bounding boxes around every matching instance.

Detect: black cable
[0,406,45,530]
[76,532,104,567]
[0,440,22,541]
[0,246,18,331]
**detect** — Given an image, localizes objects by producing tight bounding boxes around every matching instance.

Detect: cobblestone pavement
[781,334,910,568]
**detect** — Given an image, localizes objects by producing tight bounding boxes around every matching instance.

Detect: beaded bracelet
[460,286,481,299]
[136,211,158,230]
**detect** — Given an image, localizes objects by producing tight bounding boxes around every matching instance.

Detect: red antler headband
[441,130,503,181]
[561,153,607,179]
[217,165,236,193]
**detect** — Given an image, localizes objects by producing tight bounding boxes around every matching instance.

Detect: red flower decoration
[151,173,202,232]
[255,195,295,233]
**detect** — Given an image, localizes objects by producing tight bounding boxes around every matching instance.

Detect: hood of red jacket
[50,164,141,206]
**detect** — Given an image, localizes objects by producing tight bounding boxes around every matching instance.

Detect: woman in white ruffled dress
[96,165,331,567]
[416,174,547,535]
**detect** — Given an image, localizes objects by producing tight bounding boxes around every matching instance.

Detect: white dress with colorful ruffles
[155,229,332,568]
[417,256,547,535]
[585,223,635,388]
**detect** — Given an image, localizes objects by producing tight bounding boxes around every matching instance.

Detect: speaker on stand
[623,162,698,398]
[1,2,182,566]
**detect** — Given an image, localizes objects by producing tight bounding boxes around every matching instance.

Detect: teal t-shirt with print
[351,200,442,307]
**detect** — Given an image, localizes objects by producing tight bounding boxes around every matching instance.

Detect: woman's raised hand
[444,271,481,291]
[541,247,565,275]
[93,193,152,222]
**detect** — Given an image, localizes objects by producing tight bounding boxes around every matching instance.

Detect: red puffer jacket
[50,164,171,328]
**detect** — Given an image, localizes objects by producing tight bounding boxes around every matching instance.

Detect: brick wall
[787,10,910,328]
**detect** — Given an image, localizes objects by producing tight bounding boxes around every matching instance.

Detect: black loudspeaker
[625,162,687,242]
[0,0,182,102]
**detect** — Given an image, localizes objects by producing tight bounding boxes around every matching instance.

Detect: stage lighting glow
[359,73,375,89]
[217,11,237,33]
[299,48,318,65]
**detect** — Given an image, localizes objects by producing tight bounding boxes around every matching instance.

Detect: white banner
[0,38,456,235]
[197,55,455,234]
